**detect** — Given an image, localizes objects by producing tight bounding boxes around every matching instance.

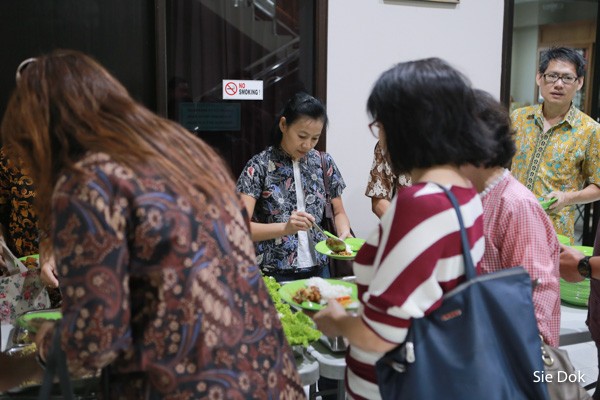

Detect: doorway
[504,0,600,245]
[159,0,327,178]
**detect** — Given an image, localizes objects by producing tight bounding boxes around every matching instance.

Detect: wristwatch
[577,256,592,279]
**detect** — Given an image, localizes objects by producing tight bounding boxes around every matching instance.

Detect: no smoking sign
[222,79,263,100]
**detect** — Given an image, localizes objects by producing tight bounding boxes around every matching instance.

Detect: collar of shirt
[532,103,578,131]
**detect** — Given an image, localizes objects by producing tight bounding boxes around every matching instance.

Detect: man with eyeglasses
[511,46,600,243]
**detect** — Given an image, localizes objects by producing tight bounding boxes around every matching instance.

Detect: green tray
[559,278,590,307]
[16,309,62,332]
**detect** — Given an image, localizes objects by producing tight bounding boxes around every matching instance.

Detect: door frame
[502,0,600,245]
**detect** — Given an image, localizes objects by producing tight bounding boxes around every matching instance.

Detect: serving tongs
[311,223,350,253]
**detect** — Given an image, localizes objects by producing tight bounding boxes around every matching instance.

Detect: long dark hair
[1,49,237,231]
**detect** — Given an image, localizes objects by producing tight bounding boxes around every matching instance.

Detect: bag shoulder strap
[39,326,75,400]
[433,184,477,281]
[319,151,331,200]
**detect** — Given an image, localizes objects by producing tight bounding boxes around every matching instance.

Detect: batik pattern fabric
[39,152,305,399]
[364,141,411,200]
[511,104,600,240]
[0,148,49,323]
[347,183,484,400]
[236,146,346,274]
[0,148,39,258]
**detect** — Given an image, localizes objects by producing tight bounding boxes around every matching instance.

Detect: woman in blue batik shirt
[236,92,352,282]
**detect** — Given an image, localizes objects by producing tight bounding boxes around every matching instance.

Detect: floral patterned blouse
[0,148,39,258]
[364,141,411,201]
[511,104,600,240]
[236,146,346,274]
[39,152,304,399]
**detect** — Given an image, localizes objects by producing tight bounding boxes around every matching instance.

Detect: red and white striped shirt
[347,183,485,400]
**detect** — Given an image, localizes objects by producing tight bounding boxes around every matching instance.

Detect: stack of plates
[560,245,593,307]
[560,278,590,307]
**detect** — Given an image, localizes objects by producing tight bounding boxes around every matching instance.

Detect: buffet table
[560,303,592,346]
[1,303,593,397]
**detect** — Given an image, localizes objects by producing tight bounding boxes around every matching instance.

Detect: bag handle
[433,184,477,281]
[319,151,355,240]
[38,325,110,400]
[319,151,336,227]
[38,325,76,400]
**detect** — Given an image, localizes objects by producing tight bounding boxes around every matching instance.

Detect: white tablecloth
[560,303,592,346]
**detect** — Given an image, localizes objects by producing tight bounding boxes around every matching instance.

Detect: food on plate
[292,286,321,304]
[293,277,354,307]
[325,237,347,253]
[263,275,321,347]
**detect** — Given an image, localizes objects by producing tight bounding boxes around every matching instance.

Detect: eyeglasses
[15,57,37,83]
[369,121,382,139]
[542,73,578,85]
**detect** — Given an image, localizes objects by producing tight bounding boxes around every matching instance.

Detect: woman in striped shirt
[313,58,498,400]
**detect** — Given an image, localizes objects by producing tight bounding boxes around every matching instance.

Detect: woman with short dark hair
[313,58,496,400]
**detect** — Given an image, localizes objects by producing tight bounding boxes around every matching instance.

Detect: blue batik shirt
[236,146,346,274]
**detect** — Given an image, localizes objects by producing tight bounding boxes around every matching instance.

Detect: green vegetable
[263,275,321,347]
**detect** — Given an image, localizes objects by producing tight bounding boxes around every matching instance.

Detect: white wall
[326,0,505,238]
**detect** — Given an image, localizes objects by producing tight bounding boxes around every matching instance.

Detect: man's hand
[546,191,570,212]
[559,244,586,282]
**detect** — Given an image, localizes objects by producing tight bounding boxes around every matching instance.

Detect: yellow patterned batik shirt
[510,104,600,240]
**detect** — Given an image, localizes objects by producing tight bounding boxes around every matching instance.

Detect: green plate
[539,197,557,210]
[572,245,593,257]
[18,254,39,262]
[557,234,571,245]
[16,309,62,332]
[279,279,358,311]
[315,238,365,260]
[560,278,590,307]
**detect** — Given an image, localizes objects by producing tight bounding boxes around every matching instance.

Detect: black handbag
[319,152,353,277]
[375,184,549,400]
